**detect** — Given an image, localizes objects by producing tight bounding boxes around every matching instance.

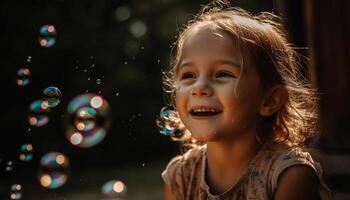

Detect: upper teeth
[192,108,218,113]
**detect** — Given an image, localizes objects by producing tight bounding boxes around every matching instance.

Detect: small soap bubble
[38,25,57,48]
[157,59,160,63]
[10,184,22,199]
[27,56,32,63]
[43,86,62,107]
[124,61,128,65]
[156,106,183,136]
[88,77,91,81]
[6,161,13,171]
[66,93,112,148]
[96,79,102,85]
[115,92,119,97]
[16,68,31,86]
[38,152,69,189]
[28,100,50,127]
[84,69,87,73]
[101,180,127,199]
[19,144,33,162]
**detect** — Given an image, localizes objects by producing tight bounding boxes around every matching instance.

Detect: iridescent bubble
[38,25,57,47]
[28,100,50,127]
[19,144,33,162]
[10,184,22,199]
[43,86,62,107]
[96,78,102,85]
[66,93,112,148]
[38,152,69,189]
[16,68,31,86]
[101,180,127,199]
[156,106,183,136]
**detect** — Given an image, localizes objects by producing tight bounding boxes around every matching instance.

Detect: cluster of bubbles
[10,184,22,200]
[12,21,122,198]
[65,93,112,148]
[101,180,127,200]
[156,106,183,136]
[38,152,69,189]
[38,25,57,48]
[19,144,33,162]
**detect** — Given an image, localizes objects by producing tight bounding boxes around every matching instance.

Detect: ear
[259,85,287,117]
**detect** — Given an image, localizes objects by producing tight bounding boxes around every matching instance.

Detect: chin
[190,131,219,142]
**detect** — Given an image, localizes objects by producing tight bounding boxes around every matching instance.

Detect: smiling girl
[160,1,331,199]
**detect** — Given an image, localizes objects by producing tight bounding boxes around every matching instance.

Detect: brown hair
[161,0,319,152]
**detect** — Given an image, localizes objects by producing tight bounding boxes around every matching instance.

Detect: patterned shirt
[162,145,332,200]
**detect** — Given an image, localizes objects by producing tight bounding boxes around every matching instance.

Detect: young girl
[160,1,332,200]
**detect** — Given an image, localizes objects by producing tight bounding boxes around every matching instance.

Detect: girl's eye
[180,72,196,80]
[215,71,235,78]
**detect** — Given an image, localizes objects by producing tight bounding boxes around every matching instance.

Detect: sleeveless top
[162,145,332,200]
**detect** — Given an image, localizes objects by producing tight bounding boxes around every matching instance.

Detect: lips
[189,106,222,117]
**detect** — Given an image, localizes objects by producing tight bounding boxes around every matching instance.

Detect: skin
[164,25,321,199]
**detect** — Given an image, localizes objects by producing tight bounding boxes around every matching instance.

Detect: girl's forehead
[182,25,241,57]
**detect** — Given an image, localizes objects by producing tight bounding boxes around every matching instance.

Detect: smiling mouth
[189,107,222,117]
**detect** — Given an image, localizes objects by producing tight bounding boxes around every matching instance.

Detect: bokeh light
[101,180,127,199]
[114,6,131,22]
[19,144,33,162]
[156,106,183,136]
[38,152,69,189]
[38,25,57,47]
[28,100,50,127]
[129,20,147,38]
[10,184,22,199]
[66,93,112,148]
[43,86,62,107]
[16,68,31,86]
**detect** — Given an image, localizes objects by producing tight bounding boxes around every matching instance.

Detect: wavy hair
[161,0,319,152]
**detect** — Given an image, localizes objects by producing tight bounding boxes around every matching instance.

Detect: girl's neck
[205,131,262,194]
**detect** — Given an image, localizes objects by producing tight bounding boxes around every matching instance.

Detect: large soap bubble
[66,93,112,148]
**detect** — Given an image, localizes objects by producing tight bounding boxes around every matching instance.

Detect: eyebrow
[178,59,241,71]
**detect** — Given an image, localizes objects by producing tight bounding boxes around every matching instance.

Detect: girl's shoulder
[255,145,331,199]
[161,145,206,199]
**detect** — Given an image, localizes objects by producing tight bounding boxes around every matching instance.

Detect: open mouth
[189,107,222,117]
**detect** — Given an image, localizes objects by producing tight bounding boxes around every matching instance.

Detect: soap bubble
[101,180,127,200]
[10,184,22,199]
[38,25,57,47]
[19,144,33,162]
[38,152,69,189]
[28,100,50,127]
[156,106,183,136]
[66,93,112,148]
[43,86,62,107]
[16,68,31,86]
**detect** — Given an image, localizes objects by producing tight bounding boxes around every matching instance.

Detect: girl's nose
[191,78,213,97]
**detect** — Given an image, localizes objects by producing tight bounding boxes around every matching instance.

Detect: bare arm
[273,165,321,200]
[164,183,176,200]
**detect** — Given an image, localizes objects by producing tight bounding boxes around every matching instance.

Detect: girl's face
[175,26,264,142]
